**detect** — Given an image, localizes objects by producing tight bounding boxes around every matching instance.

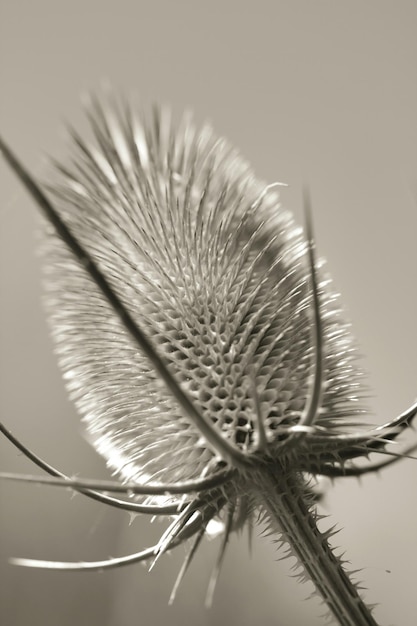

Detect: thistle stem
[259,472,379,626]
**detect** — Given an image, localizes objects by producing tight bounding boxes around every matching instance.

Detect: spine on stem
[256,471,378,626]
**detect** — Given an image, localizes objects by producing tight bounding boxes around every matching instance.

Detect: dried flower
[1,95,416,626]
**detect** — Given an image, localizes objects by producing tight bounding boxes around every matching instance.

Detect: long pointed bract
[297,189,324,430]
[0,422,181,514]
[0,135,252,469]
[0,468,234,494]
[10,510,207,572]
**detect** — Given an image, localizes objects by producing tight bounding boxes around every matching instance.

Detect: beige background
[0,2,416,625]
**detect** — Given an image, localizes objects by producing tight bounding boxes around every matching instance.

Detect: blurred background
[0,2,416,625]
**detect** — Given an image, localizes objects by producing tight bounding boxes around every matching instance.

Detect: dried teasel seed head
[3,95,416,626]
[41,98,366,488]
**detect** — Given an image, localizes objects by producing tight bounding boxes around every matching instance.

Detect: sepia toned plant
[1,95,416,626]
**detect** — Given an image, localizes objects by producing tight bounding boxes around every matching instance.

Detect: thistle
[1,95,416,626]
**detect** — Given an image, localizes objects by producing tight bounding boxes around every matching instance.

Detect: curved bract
[0,96,416,626]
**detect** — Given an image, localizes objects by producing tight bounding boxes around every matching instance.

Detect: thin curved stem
[316,441,417,477]
[10,546,157,572]
[295,400,417,463]
[10,505,209,572]
[0,468,235,495]
[376,400,417,437]
[0,422,182,515]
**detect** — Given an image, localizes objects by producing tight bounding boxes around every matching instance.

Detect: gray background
[0,2,416,625]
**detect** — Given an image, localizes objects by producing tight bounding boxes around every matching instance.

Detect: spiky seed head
[41,99,366,491]
[3,98,416,624]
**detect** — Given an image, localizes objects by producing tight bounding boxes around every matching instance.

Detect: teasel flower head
[1,94,416,626]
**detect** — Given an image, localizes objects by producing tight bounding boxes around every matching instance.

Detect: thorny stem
[259,472,379,626]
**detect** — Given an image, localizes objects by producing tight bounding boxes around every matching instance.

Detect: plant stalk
[258,471,379,626]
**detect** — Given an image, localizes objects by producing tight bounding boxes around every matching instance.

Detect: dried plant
[1,95,416,626]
